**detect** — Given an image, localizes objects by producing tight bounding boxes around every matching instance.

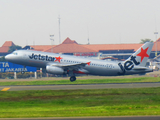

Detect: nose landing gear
[70,76,76,82]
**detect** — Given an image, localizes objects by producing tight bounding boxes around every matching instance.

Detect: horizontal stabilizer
[133,67,153,72]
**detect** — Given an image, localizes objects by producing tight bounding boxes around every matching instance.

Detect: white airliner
[5,42,153,82]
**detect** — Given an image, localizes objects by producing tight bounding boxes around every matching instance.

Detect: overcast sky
[0,0,160,47]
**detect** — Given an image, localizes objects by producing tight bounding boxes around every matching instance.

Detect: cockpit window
[12,52,18,55]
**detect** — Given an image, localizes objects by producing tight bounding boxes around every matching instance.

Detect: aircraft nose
[5,54,12,61]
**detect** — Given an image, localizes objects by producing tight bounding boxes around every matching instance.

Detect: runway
[1,82,160,91]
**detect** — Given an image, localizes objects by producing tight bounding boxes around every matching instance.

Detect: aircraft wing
[48,62,89,70]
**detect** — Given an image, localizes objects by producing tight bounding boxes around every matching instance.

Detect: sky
[0,0,160,47]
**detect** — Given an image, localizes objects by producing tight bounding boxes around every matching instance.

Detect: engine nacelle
[46,66,65,75]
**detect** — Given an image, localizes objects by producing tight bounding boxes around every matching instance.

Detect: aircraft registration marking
[1,88,10,91]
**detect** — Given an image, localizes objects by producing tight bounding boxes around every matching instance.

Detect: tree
[8,45,22,53]
[0,56,6,62]
[140,39,153,44]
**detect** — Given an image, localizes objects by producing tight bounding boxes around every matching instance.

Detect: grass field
[0,87,160,118]
[0,76,160,86]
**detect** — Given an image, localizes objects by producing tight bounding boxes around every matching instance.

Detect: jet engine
[46,66,65,75]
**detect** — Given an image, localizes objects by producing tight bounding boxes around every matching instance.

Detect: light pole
[58,15,61,44]
[154,32,158,57]
[50,35,54,53]
[154,15,158,57]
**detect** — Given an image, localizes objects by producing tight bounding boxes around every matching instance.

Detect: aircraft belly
[19,59,46,68]
[85,66,119,76]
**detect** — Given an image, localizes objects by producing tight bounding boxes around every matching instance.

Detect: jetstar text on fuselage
[118,55,140,75]
[29,53,55,61]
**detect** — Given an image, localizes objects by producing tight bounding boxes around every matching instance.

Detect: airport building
[1,37,160,60]
[26,37,160,60]
[0,41,15,57]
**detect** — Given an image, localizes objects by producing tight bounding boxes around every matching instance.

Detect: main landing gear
[70,76,76,82]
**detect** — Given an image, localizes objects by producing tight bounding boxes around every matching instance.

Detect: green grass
[0,87,160,117]
[0,77,160,86]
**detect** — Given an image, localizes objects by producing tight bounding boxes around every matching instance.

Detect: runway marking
[1,88,10,91]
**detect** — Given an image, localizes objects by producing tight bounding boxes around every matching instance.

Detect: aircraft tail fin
[125,42,154,67]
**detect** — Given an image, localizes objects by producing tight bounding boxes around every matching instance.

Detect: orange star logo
[87,62,91,66]
[137,47,149,62]
[55,56,63,63]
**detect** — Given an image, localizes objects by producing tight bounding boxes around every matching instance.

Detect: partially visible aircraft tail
[125,42,154,67]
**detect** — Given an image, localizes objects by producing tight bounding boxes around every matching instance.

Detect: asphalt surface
[1,82,160,91]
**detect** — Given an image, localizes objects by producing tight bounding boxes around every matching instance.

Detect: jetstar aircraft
[5,42,153,82]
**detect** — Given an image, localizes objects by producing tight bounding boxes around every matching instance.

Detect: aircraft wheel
[70,76,76,82]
